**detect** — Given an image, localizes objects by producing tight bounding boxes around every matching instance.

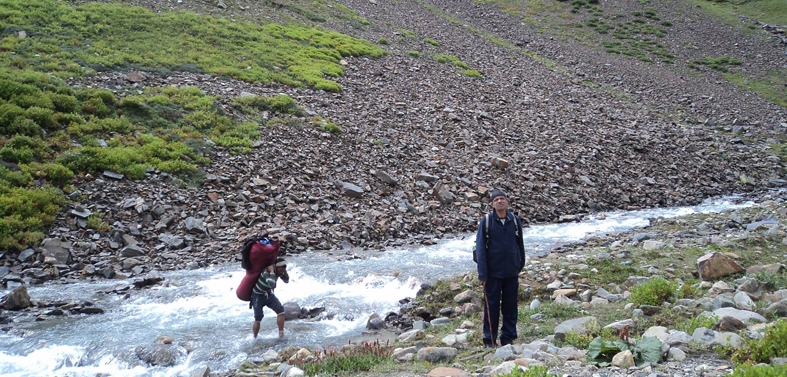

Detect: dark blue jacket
[475,211,525,281]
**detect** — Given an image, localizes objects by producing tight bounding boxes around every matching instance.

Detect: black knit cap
[490,189,507,201]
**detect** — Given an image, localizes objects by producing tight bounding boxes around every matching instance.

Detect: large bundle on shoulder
[236,234,281,301]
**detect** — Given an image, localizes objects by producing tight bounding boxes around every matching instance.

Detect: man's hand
[480,280,486,288]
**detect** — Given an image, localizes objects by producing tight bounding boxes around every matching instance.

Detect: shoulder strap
[484,213,490,248]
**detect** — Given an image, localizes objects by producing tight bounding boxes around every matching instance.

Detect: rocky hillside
[1,0,787,282]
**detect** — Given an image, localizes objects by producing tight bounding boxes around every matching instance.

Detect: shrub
[0,103,26,134]
[299,340,392,376]
[0,78,37,101]
[630,277,676,306]
[730,319,787,365]
[81,97,113,117]
[12,94,54,110]
[460,69,482,77]
[730,364,787,377]
[86,212,110,233]
[754,270,787,291]
[7,118,42,137]
[0,135,43,164]
[406,50,421,57]
[23,106,57,130]
[424,38,440,47]
[498,365,557,377]
[20,162,74,186]
[679,314,717,334]
[377,38,389,45]
[0,185,65,250]
[325,122,341,133]
[46,92,79,113]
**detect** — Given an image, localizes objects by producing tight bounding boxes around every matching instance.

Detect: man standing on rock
[251,258,289,339]
[475,189,525,347]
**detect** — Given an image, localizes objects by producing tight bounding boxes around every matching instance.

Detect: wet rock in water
[190,366,210,377]
[416,347,457,363]
[133,271,165,288]
[1,285,32,310]
[366,314,386,330]
[697,252,743,280]
[135,343,187,366]
[282,302,301,321]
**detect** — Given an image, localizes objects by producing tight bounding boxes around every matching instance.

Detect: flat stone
[103,171,125,180]
[713,307,767,324]
[698,252,744,280]
[427,367,470,377]
[416,347,457,363]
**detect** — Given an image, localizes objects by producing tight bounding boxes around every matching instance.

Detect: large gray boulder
[713,307,767,324]
[766,299,787,318]
[697,252,743,280]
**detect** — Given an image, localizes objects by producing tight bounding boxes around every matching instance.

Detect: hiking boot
[500,337,514,346]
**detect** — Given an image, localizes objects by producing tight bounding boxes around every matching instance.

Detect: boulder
[1,285,32,310]
[366,314,386,330]
[416,172,439,182]
[392,346,417,362]
[427,367,470,377]
[492,344,517,360]
[697,252,744,280]
[612,350,635,368]
[416,347,457,363]
[135,343,187,366]
[713,307,766,324]
[554,316,598,340]
[733,291,756,311]
[374,170,398,186]
[41,239,72,265]
[490,361,519,376]
[765,299,787,317]
[642,240,666,250]
[340,182,364,198]
[398,329,424,343]
[282,302,301,321]
[667,347,686,362]
[453,290,479,304]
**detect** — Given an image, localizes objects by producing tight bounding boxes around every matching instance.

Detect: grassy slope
[0,0,385,251]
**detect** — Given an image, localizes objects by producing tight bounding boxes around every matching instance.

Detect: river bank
[219,189,787,377]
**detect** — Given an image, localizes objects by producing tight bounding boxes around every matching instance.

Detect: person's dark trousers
[482,276,519,346]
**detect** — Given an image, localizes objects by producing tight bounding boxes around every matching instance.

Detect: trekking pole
[482,284,496,347]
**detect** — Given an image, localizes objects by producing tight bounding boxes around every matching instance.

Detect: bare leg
[253,321,260,339]
[277,314,285,338]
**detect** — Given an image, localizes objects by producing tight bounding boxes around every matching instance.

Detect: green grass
[433,54,469,68]
[725,70,787,108]
[298,340,393,376]
[0,0,385,92]
[686,0,787,29]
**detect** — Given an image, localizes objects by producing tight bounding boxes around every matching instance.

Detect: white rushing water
[0,195,755,376]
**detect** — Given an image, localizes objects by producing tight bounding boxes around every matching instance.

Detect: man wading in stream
[475,189,525,348]
[252,258,289,339]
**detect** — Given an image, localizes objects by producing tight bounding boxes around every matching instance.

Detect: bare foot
[279,330,285,338]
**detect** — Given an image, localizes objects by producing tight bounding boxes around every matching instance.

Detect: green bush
[377,38,389,45]
[299,340,392,376]
[325,122,341,133]
[7,117,42,137]
[20,162,74,186]
[460,69,482,77]
[0,78,37,101]
[630,277,676,306]
[406,50,421,57]
[755,270,787,291]
[23,106,57,130]
[0,103,26,134]
[12,94,54,110]
[46,92,79,113]
[0,185,65,251]
[730,364,787,377]
[424,38,440,47]
[1,135,44,164]
[81,97,113,117]
[0,166,33,187]
[497,365,557,377]
[731,319,787,365]
[679,314,717,334]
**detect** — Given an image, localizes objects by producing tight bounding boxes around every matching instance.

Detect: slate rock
[698,252,744,280]
[398,329,424,342]
[374,170,398,186]
[340,182,364,198]
[392,346,417,362]
[41,239,72,265]
[1,285,32,310]
[426,367,470,377]
[554,316,598,340]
